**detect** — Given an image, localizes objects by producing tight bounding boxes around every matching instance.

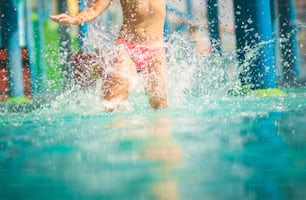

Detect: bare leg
[100,50,136,110]
[143,49,168,109]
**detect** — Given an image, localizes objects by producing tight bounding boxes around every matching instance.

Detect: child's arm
[49,0,112,25]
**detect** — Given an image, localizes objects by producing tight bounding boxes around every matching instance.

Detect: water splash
[166,32,241,105]
[2,22,306,124]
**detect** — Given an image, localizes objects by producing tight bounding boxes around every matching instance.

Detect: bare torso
[119,0,166,46]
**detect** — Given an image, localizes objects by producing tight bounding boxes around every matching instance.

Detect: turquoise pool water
[1,32,306,199]
[1,87,306,200]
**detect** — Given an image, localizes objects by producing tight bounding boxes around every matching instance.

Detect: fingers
[49,14,65,21]
[49,14,73,25]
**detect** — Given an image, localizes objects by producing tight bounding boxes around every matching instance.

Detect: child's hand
[49,14,78,25]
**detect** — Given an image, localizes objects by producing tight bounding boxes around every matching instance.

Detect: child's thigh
[101,50,137,100]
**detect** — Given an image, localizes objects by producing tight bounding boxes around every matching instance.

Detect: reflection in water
[109,114,182,200]
[1,96,306,199]
[241,113,286,200]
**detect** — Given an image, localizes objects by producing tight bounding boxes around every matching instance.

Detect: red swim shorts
[117,37,163,72]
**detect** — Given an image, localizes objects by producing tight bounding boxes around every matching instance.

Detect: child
[50,0,168,110]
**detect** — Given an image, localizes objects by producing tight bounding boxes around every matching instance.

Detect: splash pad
[1,0,306,199]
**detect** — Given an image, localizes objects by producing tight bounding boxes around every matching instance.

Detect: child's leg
[143,49,168,109]
[100,50,136,104]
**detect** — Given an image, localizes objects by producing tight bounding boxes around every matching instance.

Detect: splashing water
[1,25,305,119]
[1,21,306,123]
[50,29,243,113]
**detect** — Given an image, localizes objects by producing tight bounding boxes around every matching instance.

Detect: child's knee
[149,96,168,109]
[101,74,129,101]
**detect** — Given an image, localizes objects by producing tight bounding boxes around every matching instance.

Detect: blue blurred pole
[234,0,276,89]
[247,0,276,89]
[165,5,186,33]
[166,5,187,19]
[170,0,192,34]
[270,0,282,81]
[0,0,24,97]
[164,14,171,42]
[25,0,38,93]
[233,0,248,66]
[35,0,47,91]
[278,0,300,85]
[270,0,278,80]
[206,0,221,53]
[18,0,26,47]
[164,4,191,40]
[78,0,88,47]
[186,0,193,20]
[234,0,251,88]
[270,0,277,40]
[0,17,2,47]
